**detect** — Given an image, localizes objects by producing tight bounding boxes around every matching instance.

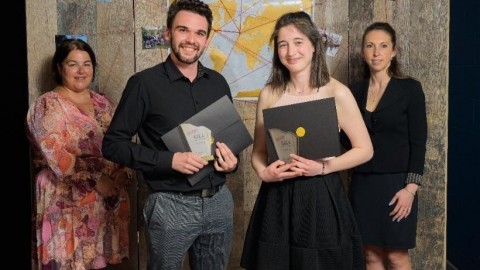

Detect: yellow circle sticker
[296,127,306,137]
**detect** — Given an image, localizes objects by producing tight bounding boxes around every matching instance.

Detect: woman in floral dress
[26,39,132,270]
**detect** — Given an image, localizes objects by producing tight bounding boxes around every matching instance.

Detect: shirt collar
[164,55,210,83]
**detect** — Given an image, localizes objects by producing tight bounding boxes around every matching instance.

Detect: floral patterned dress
[26,90,131,270]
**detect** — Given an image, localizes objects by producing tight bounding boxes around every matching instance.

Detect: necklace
[287,83,309,95]
[367,77,390,110]
[368,84,386,105]
[290,85,304,94]
[369,86,379,104]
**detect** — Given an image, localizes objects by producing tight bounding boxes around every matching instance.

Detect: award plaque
[180,123,214,161]
[263,98,341,164]
[161,95,253,186]
[267,128,299,163]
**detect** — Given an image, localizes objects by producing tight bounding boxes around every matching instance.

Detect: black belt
[179,184,223,198]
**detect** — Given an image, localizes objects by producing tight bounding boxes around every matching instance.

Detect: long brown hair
[267,11,330,94]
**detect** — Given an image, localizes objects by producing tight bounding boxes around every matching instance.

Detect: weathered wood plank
[227,99,257,270]
[26,0,57,105]
[134,0,169,72]
[314,0,350,84]
[96,0,135,101]
[407,1,448,269]
[348,0,374,83]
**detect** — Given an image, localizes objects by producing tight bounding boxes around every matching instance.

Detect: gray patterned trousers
[143,185,234,270]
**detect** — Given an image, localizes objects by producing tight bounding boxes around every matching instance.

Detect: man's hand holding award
[162,96,253,185]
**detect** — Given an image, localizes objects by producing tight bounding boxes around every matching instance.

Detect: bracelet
[320,161,325,175]
[404,188,415,196]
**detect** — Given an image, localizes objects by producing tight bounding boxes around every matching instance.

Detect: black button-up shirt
[103,56,233,192]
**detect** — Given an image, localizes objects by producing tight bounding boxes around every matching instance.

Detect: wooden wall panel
[314,0,350,85]
[96,0,135,101]
[227,100,257,270]
[26,0,57,105]
[348,1,448,269]
[134,0,169,72]
[57,0,97,43]
[26,3,57,268]
[348,1,373,82]
[407,2,449,269]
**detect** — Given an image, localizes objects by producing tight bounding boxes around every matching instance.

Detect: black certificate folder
[263,97,341,164]
[161,95,253,186]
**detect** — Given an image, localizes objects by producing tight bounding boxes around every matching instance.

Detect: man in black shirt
[102,0,238,269]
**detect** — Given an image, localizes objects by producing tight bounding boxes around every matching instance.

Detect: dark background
[448,0,480,269]
[9,0,30,269]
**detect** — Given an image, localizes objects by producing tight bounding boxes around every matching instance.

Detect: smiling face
[165,10,209,66]
[362,29,397,74]
[276,24,315,76]
[59,49,93,92]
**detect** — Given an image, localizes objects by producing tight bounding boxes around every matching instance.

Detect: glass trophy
[180,123,215,161]
[267,128,299,163]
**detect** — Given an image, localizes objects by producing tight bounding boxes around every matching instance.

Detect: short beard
[171,42,204,64]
